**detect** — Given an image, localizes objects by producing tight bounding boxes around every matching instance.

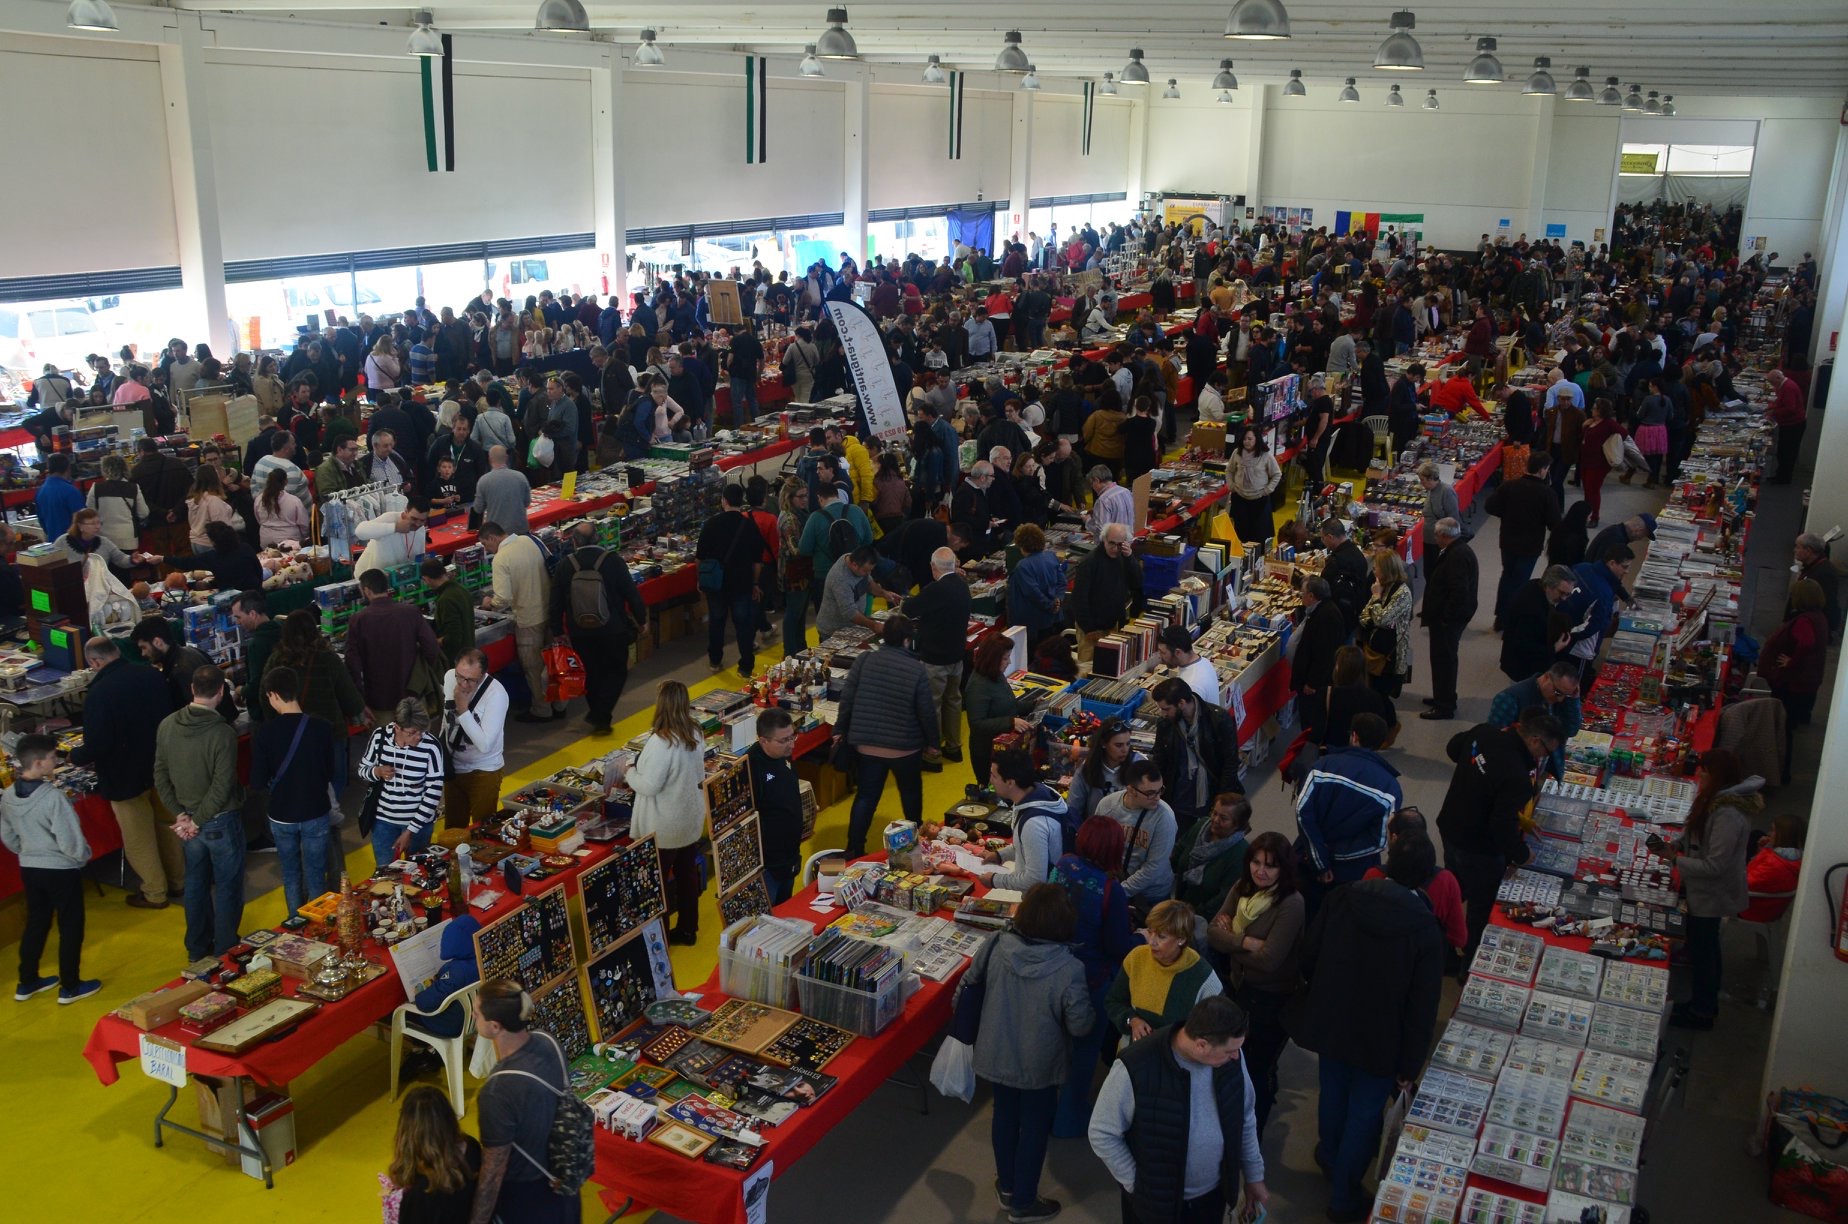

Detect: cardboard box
[118,979,214,1031]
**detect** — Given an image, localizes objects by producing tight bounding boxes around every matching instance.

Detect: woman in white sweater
[620,680,707,945]
[1227,423,1283,550]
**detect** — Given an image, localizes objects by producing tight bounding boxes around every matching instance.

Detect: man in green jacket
[423,557,475,665]
[232,591,280,723]
[154,666,246,961]
[313,434,364,505]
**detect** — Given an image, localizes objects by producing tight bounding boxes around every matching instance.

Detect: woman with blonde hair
[1359,549,1414,702]
[385,1084,480,1222]
[618,679,708,945]
[363,334,403,396]
[1103,898,1222,1047]
[185,462,237,552]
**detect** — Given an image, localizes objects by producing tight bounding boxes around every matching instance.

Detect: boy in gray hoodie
[1,734,99,1003]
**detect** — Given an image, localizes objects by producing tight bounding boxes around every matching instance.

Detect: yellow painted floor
[0,645,992,1223]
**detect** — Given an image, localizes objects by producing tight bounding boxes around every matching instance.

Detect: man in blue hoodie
[1293,714,1403,918]
[408,913,483,1040]
[34,453,86,542]
[974,749,1072,892]
[1559,544,1633,684]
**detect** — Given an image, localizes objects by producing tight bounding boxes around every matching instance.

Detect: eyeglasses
[1131,785,1164,799]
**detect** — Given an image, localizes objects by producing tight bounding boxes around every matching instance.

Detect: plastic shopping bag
[1376,1084,1415,1170]
[82,554,139,636]
[928,1037,975,1103]
[543,641,587,703]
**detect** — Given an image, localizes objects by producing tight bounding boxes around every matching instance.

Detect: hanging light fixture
[798,45,825,77]
[1622,82,1645,110]
[994,30,1029,73]
[1386,83,1405,107]
[1211,59,1239,91]
[1339,77,1360,103]
[633,28,665,67]
[1120,48,1151,85]
[534,0,590,33]
[1423,88,1440,111]
[1373,11,1424,71]
[1282,69,1306,97]
[407,11,443,57]
[1217,90,1236,105]
[1565,66,1595,102]
[1463,37,1504,84]
[1661,95,1677,117]
[922,54,946,85]
[1224,0,1291,40]
[1597,77,1623,106]
[814,8,859,60]
[1023,66,1042,91]
[1523,57,1556,95]
[1162,79,1181,99]
[1099,72,1119,95]
[66,0,119,31]
[1643,90,1662,115]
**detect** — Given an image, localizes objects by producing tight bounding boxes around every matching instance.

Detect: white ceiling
[172,1,1848,96]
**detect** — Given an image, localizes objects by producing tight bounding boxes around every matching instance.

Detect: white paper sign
[1229,681,1248,730]
[139,1032,188,1088]
[388,918,452,1003]
[743,1160,774,1224]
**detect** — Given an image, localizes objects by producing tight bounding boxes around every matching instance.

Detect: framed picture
[719,871,772,926]
[713,813,765,896]
[647,1121,715,1159]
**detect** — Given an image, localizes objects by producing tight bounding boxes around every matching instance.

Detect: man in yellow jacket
[828,424,876,509]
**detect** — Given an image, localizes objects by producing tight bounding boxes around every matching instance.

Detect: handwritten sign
[139,1032,188,1087]
[560,471,578,501]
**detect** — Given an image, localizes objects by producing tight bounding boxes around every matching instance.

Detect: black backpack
[489,1033,596,1196]
[824,503,861,561]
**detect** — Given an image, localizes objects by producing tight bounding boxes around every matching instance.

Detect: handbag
[1602,431,1626,467]
[357,727,386,837]
[947,937,997,1044]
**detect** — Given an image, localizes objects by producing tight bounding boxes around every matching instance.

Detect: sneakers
[125,895,170,910]
[58,979,103,1005]
[14,976,58,1001]
[587,723,614,738]
[1418,708,1455,721]
[1009,1198,1061,1223]
[995,1179,1013,1210]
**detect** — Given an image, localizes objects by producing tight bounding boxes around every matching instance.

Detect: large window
[0,286,188,391]
[625,224,849,290]
[1618,141,1755,210]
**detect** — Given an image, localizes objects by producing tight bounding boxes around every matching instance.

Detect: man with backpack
[550,521,647,737]
[472,978,590,1223]
[798,482,872,627]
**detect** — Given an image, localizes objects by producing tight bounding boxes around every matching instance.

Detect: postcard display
[707,755,772,925]
[1371,925,1669,1224]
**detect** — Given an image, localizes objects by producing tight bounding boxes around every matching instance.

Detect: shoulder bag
[356,726,387,837]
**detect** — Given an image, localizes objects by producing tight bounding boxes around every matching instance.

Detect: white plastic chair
[1738,891,1798,1008]
[802,847,847,889]
[1360,415,1393,467]
[389,980,483,1117]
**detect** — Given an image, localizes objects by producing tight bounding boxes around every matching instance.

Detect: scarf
[1123,944,1202,1017]
[1230,888,1279,939]
[1183,828,1245,889]
[1180,712,1210,811]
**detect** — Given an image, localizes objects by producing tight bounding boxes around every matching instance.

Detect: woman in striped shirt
[361,697,447,868]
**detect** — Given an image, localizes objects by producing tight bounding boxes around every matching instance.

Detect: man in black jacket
[901,548,972,770]
[132,437,193,557]
[949,462,996,552]
[1294,843,1445,1221]
[1485,450,1562,628]
[1150,677,1245,838]
[550,520,648,736]
[1291,577,1347,741]
[1436,710,1563,963]
[1419,517,1478,720]
[1318,519,1370,637]
[1499,564,1578,681]
[1071,524,1145,667]
[69,637,184,910]
[747,708,804,903]
[695,483,766,679]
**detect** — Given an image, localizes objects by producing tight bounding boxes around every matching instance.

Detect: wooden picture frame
[576,835,667,960]
[473,882,577,994]
[712,812,765,897]
[647,1121,715,1159]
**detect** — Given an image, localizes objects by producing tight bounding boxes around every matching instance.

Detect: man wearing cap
[1157,625,1222,709]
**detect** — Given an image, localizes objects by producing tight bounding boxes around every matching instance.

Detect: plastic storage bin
[717,946,801,1009]
[1063,680,1147,723]
[796,970,907,1036]
[1139,545,1200,596]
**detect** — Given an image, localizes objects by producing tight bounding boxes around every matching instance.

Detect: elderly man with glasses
[1072,523,1146,667]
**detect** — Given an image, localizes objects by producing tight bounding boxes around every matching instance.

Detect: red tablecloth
[0,426,35,451]
[0,791,123,902]
[591,868,968,1224]
[1401,442,1504,565]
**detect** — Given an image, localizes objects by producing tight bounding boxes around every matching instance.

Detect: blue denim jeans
[182,811,246,962]
[1054,981,1113,1137]
[272,815,331,919]
[764,864,798,905]
[1495,552,1539,619]
[847,753,922,857]
[707,590,758,675]
[730,375,760,424]
[372,820,433,872]
[991,1083,1059,1207]
[1319,1056,1397,1212]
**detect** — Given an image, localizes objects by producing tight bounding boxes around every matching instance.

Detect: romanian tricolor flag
[1334,211,1381,237]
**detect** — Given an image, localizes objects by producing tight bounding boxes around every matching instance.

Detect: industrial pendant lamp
[995,30,1029,73]
[922,55,946,85]
[66,0,119,31]
[1217,90,1236,105]
[407,11,443,57]
[633,28,665,67]
[1211,59,1239,91]
[1338,77,1360,103]
[1622,83,1645,110]
[1162,79,1181,99]
[799,45,825,77]
[814,8,859,60]
[1523,57,1556,96]
[1224,0,1291,40]
[534,0,590,33]
[1565,66,1595,102]
[1597,77,1623,106]
[1643,90,1662,115]
[1373,11,1424,72]
[1385,84,1405,107]
[1121,48,1151,85]
[1463,37,1504,84]
[1023,66,1042,91]
[1099,73,1119,95]
[1423,88,1440,111]
[1661,95,1677,117]
[1282,69,1306,97]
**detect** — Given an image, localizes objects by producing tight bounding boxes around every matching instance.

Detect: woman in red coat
[1577,397,1625,528]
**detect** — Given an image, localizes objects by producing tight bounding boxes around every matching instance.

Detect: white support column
[843,70,870,264]
[1126,93,1149,208]
[157,13,230,356]
[590,51,627,310]
[1245,86,1268,215]
[1802,132,1848,540]
[1808,126,1848,369]
[1526,95,1555,237]
[1007,89,1033,245]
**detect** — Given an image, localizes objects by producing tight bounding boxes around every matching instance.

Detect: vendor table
[591,860,969,1224]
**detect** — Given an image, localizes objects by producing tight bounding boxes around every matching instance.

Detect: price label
[1229,681,1248,730]
[139,1032,188,1088]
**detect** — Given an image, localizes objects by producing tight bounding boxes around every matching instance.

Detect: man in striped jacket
[1291,713,1402,920]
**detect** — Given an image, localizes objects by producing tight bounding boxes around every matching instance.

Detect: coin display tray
[1498,870,1563,908]
[1535,947,1604,1001]
[1431,1019,1513,1079]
